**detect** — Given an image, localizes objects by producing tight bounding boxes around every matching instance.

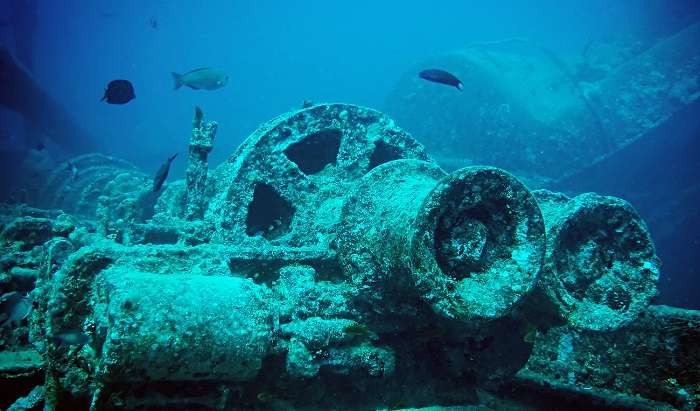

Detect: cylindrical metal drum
[528,189,660,331]
[337,160,546,323]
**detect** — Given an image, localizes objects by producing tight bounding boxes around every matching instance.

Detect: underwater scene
[0,1,699,410]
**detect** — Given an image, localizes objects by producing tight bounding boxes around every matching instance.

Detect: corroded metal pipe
[337,159,546,323]
[527,189,660,331]
[185,107,217,220]
[33,246,274,410]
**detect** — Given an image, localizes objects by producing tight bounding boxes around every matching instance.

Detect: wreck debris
[185,106,217,220]
[338,160,546,323]
[0,102,679,410]
[528,189,660,331]
[39,153,148,218]
[203,103,432,289]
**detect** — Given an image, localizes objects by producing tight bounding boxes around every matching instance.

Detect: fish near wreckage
[172,68,229,91]
[419,69,464,91]
[153,153,177,192]
[0,291,32,328]
[101,79,135,104]
[50,330,91,347]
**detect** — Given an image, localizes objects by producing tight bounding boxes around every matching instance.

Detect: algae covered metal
[0,103,684,410]
[337,160,545,323]
[527,190,660,331]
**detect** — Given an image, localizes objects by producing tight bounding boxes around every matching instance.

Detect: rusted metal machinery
[2,103,669,410]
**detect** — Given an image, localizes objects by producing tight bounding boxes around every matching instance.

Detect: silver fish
[50,330,91,347]
[172,67,229,91]
[0,291,32,328]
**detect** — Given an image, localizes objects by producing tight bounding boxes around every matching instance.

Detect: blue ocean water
[0,2,699,409]
[15,1,697,303]
[2,0,691,165]
[0,3,697,305]
[1,1,698,299]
